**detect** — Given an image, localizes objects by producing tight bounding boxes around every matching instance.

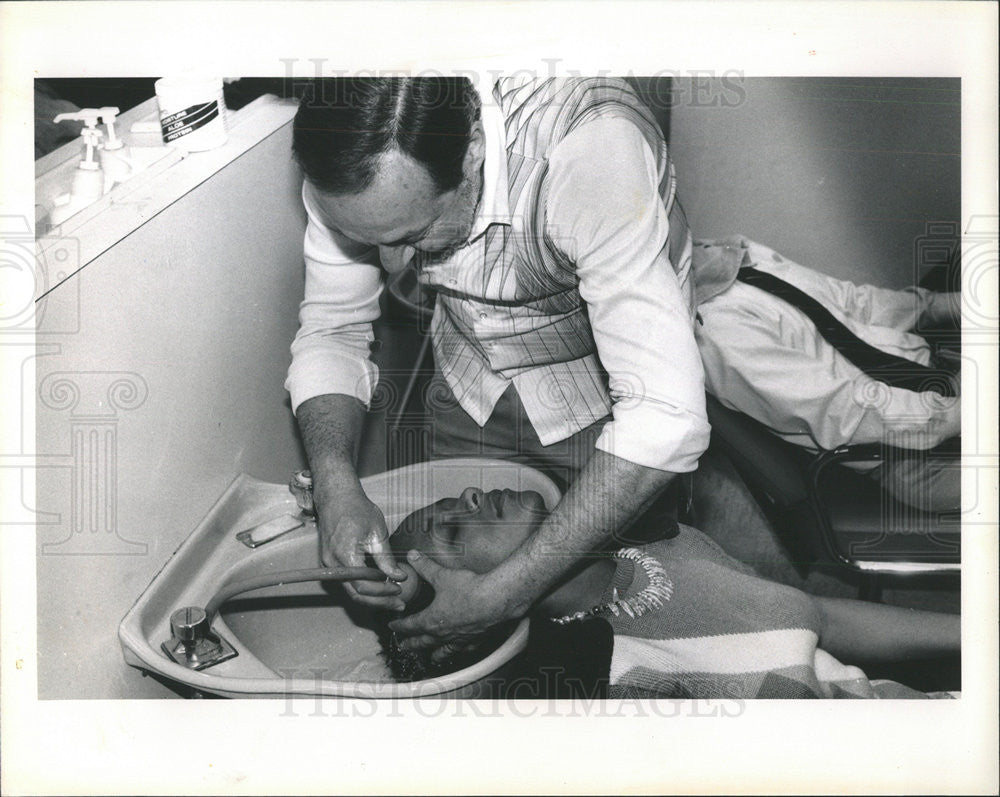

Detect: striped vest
[407,78,694,444]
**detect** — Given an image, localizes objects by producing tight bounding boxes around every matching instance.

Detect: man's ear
[462,121,486,177]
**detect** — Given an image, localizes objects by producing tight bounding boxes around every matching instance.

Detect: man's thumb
[406,549,440,582]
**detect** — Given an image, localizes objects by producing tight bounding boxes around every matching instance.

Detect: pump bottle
[49,110,107,225]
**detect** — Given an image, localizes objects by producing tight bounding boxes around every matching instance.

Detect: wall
[34,116,433,699]
[35,123,312,698]
[669,77,960,288]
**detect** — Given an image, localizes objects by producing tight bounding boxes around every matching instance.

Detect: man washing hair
[286,77,710,656]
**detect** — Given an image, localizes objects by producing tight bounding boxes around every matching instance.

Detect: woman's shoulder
[611,525,821,641]
[643,524,761,577]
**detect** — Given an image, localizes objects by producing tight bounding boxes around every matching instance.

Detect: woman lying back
[375,487,958,699]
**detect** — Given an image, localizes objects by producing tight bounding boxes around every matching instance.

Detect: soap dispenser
[49,110,107,226]
[96,106,134,186]
[98,106,123,150]
[52,110,106,201]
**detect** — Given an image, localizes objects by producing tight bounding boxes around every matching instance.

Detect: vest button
[479,312,488,320]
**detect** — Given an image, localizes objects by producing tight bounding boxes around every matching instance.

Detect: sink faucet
[161,606,238,670]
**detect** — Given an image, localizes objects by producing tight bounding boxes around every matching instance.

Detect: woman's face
[390,488,547,605]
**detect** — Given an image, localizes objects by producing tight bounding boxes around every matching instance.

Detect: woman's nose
[459,487,483,511]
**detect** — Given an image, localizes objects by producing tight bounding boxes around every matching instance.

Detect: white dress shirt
[695,238,960,454]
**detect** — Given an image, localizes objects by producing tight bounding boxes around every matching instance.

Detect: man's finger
[404,549,442,583]
[388,609,436,638]
[325,537,365,572]
[369,545,407,582]
[319,538,337,568]
[430,642,466,665]
[343,581,405,611]
[391,633,438,651]
[351,578,402,598]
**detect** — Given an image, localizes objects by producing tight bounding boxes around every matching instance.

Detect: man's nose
[459,487,483,511]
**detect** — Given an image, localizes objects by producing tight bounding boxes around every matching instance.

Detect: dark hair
[292,77,481,195]
[367,510,515,683]
[365,570,515,683]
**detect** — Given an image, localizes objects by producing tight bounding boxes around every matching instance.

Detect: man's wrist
[312,457,365,502]
[483,553,549,620]
[921,291,960,328]
[297,393,366,471]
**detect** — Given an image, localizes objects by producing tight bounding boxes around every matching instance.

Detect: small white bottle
[70,126,106,200]
[49,111,107,226]
[97,106,133,187]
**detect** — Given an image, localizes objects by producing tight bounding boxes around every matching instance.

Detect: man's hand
[387,550,522,660]
[296,394,408,609]
[316,480,408,609]
[920,291,962,329]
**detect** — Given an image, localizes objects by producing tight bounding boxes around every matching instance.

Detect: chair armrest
[815,436,960,471]
[806,439,961,570]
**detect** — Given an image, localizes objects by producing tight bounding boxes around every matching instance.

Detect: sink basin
[118,459,561,699]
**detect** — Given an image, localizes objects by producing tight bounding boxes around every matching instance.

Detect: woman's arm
[814,595,960,663]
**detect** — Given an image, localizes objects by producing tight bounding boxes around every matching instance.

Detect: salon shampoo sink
[119,459,560,699]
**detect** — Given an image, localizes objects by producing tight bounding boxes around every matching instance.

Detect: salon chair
[704,394,961,602]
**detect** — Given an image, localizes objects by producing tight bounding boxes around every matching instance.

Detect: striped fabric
[602,527,949,699]
[405,78,694,445]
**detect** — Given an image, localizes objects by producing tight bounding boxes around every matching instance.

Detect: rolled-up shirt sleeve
[544,118,710,472]
[285,182,384,414]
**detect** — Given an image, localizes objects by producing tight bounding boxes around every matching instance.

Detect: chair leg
[858,572,882,603]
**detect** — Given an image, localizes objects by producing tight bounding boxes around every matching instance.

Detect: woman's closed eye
[428,516,464,554]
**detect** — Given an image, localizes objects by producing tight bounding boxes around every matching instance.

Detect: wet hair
[371,575,515,683]
[368,504,514,682]
[292,77,481,196]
